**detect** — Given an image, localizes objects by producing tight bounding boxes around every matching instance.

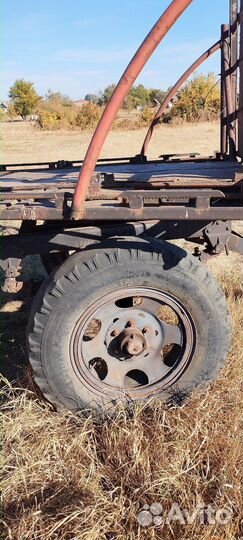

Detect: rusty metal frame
[71,0,193,219]
[238,0,243,157]
[229,0,238,153]
[2,221,243,272]
[141,40,221,157]
[222,24,237,157]
[1,0,243,255]
[1,176,243,221]
[70,0,242,217]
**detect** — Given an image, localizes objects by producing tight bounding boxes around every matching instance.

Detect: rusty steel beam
[141,40,221,156]
[238,0,243,158]
[222,24,237,157]
[3,222,243,259]
[221,25,228,156]
[229,0,239,155]
[71,0,193,219]
[1,204,243,222]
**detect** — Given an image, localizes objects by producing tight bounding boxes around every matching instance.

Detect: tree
[7,102,17,120]
[45,90,72,106]
[149,88,167,105]
[84,93,99,104]
[123,84,151,109]
[130,84,151,107]
[100,84,116,104]
[9,79,40,119]
[99,83,168,110]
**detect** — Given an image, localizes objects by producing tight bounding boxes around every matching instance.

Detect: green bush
[35,73,220,131]
[168,73,220,123]
[36,100,101,131]
[37,102,76,130]
[138,106,155,127]
[75,102,101,129]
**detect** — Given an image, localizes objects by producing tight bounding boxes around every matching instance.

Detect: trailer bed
[1,157,243,222]
[1,159,242,187]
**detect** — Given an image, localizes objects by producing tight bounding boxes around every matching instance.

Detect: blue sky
[2,0,228,100]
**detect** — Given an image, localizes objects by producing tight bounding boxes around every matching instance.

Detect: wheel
[27,238,232,412]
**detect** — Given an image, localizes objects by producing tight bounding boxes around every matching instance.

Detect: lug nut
[111,328,120,337]
[126,320,136,328]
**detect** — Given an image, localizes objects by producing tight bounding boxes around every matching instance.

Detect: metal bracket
[119,190,225,210]
[88,174,103,198]
[203,220,232,254]
[49,160,73,170]
[1,257,23,293]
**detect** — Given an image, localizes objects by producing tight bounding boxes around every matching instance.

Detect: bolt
[142,327,150,334]
[111,328,120,337]
[126,320,136,328]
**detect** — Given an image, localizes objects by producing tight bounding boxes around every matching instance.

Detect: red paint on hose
[141,40,221,156]
[71,0,193,218]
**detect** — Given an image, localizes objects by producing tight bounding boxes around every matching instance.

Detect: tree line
[3,74,220,129]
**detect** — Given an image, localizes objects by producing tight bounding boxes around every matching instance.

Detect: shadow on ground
[0,285,39,382]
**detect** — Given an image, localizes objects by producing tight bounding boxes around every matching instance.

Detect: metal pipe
[71,0,193,219]
[238,0,243,158]
[222,24,237,157]
[221,26,228,156]
[141,40,221,157]
[229,0,238,157]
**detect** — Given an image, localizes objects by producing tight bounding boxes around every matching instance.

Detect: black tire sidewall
[33,249,230,410]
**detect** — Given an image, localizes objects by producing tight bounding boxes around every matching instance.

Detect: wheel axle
[120,327,147,356]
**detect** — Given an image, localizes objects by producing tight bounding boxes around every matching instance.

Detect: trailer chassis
[1,0,243,411]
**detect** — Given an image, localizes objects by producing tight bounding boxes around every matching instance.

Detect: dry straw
[1,255,243,540]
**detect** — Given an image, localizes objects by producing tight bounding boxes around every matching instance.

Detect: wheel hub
[121,327,146,356]
[105,309,162,361]
[71,287,195,398]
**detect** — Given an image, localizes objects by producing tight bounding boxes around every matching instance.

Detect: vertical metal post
[221,24,236,158]
[229,0,238,157]
[221,25,228,156]
[238,0,243,158]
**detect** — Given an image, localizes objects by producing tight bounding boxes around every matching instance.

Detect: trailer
[1,0,243,411]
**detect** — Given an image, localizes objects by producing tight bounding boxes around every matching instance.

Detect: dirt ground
[1,120,220,163]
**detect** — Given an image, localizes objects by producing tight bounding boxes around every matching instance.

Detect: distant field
[1,120,220,163]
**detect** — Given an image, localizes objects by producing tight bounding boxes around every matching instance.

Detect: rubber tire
[27,238,232,411]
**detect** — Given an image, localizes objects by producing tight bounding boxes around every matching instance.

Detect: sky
[1,0,229,101]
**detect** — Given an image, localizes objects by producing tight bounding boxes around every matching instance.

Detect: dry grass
[1,120,220,163]
[1,255,243,540]
[1,120,242,539]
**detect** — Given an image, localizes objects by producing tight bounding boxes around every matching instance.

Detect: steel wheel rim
[70,287,196,400]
